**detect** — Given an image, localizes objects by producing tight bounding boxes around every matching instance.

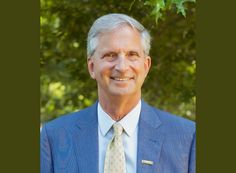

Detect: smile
[110,77,133,81]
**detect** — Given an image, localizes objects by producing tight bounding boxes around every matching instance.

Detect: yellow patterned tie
[104,123,126,173]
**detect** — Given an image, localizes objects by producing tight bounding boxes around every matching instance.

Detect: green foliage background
[40,0,196,123]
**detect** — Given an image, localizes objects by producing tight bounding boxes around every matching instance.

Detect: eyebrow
[100,51,117,58]
[100,49,142,58]
[128,50,140,55]
[103,51,117,56]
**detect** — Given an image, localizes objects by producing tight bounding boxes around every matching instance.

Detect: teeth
[114,78,129,81]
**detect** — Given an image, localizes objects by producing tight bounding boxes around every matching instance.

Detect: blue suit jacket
[41,101,195,173]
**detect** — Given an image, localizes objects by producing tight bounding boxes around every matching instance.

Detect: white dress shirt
[98,100,141,173]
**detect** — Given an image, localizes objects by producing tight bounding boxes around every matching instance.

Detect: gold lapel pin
[141,160,154,165]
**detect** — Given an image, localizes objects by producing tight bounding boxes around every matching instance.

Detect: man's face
[88,25,151,98]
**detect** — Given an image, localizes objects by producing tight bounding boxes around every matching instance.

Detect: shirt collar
[98,100,141,137]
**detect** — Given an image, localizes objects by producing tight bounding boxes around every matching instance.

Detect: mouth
[110,77,134,81]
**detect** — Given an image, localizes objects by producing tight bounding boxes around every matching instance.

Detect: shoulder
[41,102,97,131]
[155,106,195,130]
[142,101,195,135]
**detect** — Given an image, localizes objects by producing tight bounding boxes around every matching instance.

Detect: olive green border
[1,0,236,172]
[197,0,236,172]
[0,1,40,172]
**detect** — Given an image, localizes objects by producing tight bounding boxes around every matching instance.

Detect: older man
[41,13,195,173]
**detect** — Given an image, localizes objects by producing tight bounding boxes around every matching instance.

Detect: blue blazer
[41,101,195,173]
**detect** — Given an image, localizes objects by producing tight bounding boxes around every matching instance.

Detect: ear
[144,56,151,74]
[87,57,96,79]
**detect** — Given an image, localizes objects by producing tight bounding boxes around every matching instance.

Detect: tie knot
[113,123,123,136]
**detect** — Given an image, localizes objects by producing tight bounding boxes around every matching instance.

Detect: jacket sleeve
[40,125,54,173]
[188,132,196,173]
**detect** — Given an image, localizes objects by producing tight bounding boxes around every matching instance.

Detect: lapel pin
[141,160,154,165]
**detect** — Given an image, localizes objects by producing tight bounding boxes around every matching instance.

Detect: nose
[114,54,129,72]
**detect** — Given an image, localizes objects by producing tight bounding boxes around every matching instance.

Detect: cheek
[132,62,148,73]
[133,66,149,83]
[94,64,112,78]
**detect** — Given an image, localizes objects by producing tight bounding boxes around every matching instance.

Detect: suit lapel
[70,101,164,173]
[137,101,164,173]
[73,103,99,173]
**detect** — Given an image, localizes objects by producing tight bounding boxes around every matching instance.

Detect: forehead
[96,25,143,53]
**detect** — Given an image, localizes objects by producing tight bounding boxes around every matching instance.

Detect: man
[41,13,195,173]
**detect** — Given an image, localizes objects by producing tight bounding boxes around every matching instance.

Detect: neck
[98,93,141,121]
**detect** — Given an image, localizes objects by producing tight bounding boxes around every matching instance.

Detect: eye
[127,51,139,61]
[102,52,117,61]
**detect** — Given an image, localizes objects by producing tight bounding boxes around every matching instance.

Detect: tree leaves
[40,0,196,122]
[143,0,196,23]
[144,0,166,23]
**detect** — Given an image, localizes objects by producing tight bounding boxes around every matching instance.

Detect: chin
[108,88,136,97]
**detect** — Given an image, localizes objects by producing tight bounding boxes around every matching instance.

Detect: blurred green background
[40,0,196,123]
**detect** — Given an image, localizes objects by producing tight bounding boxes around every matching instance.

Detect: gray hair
[87,13,151,57]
